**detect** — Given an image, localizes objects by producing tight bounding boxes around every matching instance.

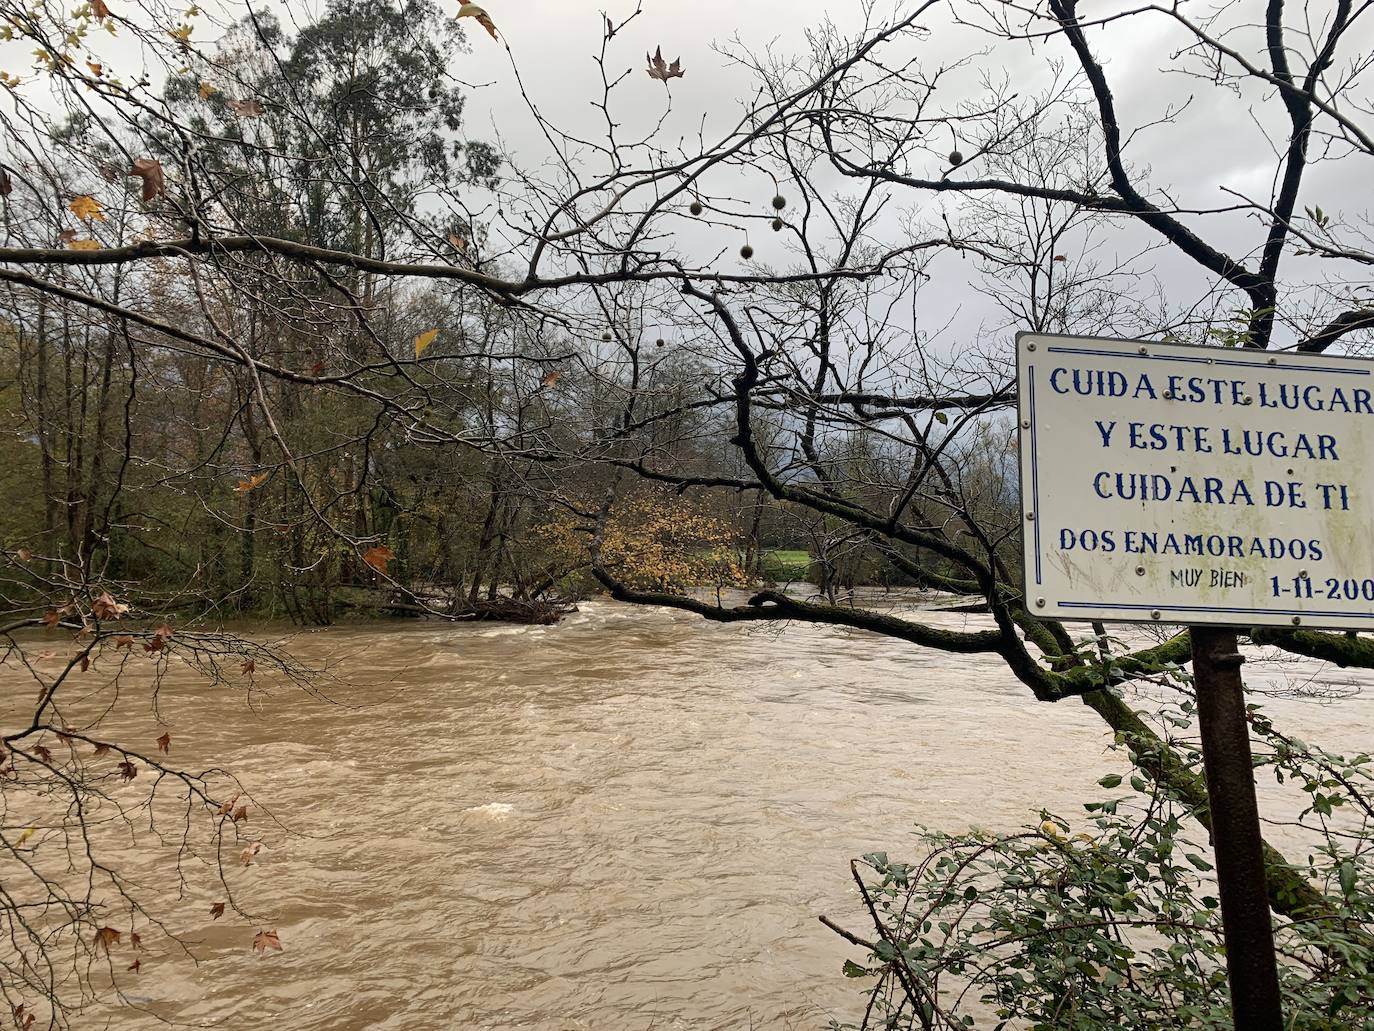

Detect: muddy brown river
[16,599,1374,1029]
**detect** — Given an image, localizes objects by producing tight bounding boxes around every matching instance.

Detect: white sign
[1017,332,1374,630]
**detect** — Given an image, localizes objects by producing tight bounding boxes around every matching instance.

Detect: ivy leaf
[414,328,438,358]
[1339,860,1356,898]
[456,3,497,40]
[646,46,684,82]
[842,959,868,978]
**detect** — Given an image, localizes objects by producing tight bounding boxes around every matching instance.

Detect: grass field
[759,549,813,582]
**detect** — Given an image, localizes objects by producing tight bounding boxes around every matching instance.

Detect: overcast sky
[7,0,1368,355]
[423,0,1371,353]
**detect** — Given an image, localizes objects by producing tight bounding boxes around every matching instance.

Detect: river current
[15,598,1373,1029]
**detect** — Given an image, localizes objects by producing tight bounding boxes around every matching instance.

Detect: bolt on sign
[1017,332,1374,629]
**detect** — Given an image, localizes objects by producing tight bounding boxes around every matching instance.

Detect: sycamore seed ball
[601,331,612,342]
[772,194,786,211]
[772,217,784,232]
[655,338,665,347]
[740,244,754,259]
[690,200,703,216]
[949,149,964,166]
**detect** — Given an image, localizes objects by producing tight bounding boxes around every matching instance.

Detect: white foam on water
[464,802,514,820]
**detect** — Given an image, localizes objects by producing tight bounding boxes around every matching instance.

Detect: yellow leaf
[456,3,498,40]
[16,826,36,846]
[414,328,438,358]
[198,80,216,99]
[67,238,100,250]
[68,194,104,221]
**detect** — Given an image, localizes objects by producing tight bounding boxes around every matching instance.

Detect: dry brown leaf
[235,471,268,492]
[241,658,256,674]
[239,840,262,866]
[156,732,170,754]
[92,742,111,757]
[130,931,141,950]
[33,745,52,763]
[126,958,141,973]
[231,805,249,823]
[15,546,31,561]
[198,81,217,99]
[57,229,77,246]
[362,545,395,573]
[94,926,121,951]
[86,60,102,77]
[209,901,225,919]
[456,3,497,40]
[91,0,110,18]
[0,170,11,197]
[226,98,264,117]
[447,232,466,251]
[68,239,101,251]
[92,590,128,620]
[113,635,134,649]
[540,371,563,389]
[215,793,240,816]
[129,158,164,203]
[117,760,137,781]
[42,609,61,628]
[646,46,684,82]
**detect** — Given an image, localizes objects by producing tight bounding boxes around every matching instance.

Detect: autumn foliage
[543,490,750,594]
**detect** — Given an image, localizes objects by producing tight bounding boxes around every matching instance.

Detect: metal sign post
[1190,625,1283,1030]
[1014,332,1374,1028]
